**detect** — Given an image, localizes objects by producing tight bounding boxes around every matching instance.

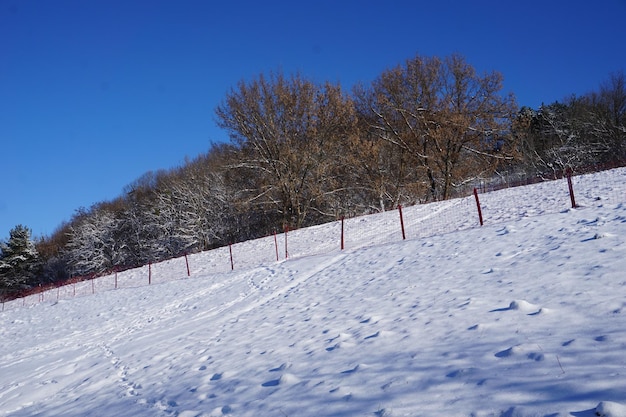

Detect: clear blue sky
[2,0,625,239]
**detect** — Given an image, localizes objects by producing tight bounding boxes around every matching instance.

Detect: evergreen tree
[0,225,41,299]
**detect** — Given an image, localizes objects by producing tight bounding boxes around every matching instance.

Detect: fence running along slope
[3,166,625,312]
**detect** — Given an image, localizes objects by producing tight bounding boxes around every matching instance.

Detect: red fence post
[185,253,191,277]
[398,205,406,240]
[229,243,234,270]
[341,216,345,250]
[473,188,484,226]
[566,168,577,208]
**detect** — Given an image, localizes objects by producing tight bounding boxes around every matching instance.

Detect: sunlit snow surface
[2,168,626,417]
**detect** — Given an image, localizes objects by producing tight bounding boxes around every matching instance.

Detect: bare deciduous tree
[355,53,518,201]
[215,71,359,228]
[513,71,626,175]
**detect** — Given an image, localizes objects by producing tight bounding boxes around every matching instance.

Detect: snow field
[1,168,626,416]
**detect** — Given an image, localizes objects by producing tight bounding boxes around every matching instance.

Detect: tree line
[2,53,625,300]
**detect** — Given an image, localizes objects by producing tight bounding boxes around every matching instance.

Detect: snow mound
[277,373,301,385]
[596,401,626,417]
[508,299,539,312]
[262,373,301,387]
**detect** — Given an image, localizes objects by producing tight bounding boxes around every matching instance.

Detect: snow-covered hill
[1,169,626,417]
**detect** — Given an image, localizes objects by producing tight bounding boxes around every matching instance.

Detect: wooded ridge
[2,53,625,298]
